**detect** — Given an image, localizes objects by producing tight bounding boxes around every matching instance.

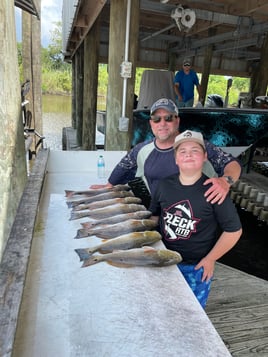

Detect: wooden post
[0,0,27,259]
[200,44,213,106]
[22,3,42,136]
[200,29,215,106]
[168,52,177,72]
[82,19,99,150]
[31,0,42,135]
[125,1,139,149]
[106,0,139,151]
[251,34,268,107]
[72,60,76,128]
[75,45,84,147]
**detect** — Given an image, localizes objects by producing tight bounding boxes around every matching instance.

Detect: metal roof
[14,0,40,19]
[62,0,268,77]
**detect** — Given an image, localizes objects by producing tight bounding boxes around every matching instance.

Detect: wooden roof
[63,0,268,77]
[14,0,40,19]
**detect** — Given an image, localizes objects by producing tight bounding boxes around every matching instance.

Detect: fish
[75,218,158,239]
[73,196,142,211]
[66,190,134,208]
[80,246,183,268]
[81,210,152,229]
[70,203,147,220]
[75,230,162,259]
[65,184,130,198]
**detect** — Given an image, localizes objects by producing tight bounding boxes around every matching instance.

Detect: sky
[15,0,62,47]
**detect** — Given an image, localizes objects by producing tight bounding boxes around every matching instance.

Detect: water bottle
[97,155,105,178]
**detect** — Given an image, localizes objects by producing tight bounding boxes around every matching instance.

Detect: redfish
[75,219,158,239]
[81,210,152,229]
[70,203,147,220]
[75,231,162,259]
[80,246,183,268]
[65,184,130,198]
[66,190,134,208]
[73,196,142,211]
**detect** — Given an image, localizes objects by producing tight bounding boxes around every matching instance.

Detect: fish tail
[70,211,79,220]
[74,248,92,261]
[65,190,75,197]
[66,201,74,208]
[74,229,90,239]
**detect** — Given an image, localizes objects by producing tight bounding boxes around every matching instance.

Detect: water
[42,94,104,149]
[42,94,72,114]
[42,94,72,150]
[41,95,268,280]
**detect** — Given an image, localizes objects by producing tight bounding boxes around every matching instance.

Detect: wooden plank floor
[206,263,268,356]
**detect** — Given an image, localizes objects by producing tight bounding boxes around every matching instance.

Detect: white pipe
[122,0,131,118]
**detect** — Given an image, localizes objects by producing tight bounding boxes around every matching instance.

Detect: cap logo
[155,98,169,106]
[183,131,193,138]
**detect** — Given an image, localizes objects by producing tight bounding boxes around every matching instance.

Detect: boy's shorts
[178,264,212,309]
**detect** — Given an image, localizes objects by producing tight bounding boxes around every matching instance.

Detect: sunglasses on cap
[150,114,177,123]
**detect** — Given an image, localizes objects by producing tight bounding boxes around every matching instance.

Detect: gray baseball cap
[150,98,178,115]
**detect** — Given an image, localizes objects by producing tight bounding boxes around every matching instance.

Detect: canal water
[42,95,268,281]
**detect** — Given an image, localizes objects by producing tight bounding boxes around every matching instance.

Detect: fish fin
[74,248,92,261]
[99,248,113,254]
[81,221,93,229]
[106,261,133,268]
[74,229,90,239]
[143,246,157,252]
[95,234,112,239]
[65,190,74,198]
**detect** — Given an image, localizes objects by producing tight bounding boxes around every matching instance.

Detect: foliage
[206,75,250,106]
[41,21,72,94]
[17,43,23,82]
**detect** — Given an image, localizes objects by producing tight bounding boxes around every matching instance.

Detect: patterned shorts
[178,264,212,309]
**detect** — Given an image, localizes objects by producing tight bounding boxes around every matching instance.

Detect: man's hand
[203,177,230,204]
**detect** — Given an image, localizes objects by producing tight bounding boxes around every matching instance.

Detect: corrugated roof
[14,0,40,19]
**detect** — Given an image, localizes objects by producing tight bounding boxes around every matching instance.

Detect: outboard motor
[205,94,224,108]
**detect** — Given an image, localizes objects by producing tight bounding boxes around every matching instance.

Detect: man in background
[174,58,202,107]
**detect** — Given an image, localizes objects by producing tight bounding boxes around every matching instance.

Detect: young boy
[150,130,242,308]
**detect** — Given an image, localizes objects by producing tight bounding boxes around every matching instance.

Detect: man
[174,58,202,107]
[91,98,241,204]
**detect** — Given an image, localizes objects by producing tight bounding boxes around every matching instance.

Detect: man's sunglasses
[183,64,191,67]
[150,114,177,123]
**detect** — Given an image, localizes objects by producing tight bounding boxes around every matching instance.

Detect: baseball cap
[150,98,178,115]
[183,58,191,66]
[173,130,205,150]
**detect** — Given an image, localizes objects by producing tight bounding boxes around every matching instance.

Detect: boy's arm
[195,228,242,282]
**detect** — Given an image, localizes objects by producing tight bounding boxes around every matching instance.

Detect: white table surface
[13,151,231,357]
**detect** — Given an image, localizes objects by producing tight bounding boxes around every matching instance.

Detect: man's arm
[196,84,203,102]
[204,160,241,204]
[90,143,143,189]
[204,142,242,204]
[174,82,182,101]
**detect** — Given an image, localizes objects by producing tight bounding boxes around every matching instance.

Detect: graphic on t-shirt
[163,200,200,240]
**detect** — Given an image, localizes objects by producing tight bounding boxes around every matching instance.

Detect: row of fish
[65,184,182,267]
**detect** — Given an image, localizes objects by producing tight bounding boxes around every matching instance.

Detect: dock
[206,263,268,356]
[0,149,267,356]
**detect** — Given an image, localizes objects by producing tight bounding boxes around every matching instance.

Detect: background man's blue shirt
[174,69,200,102]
